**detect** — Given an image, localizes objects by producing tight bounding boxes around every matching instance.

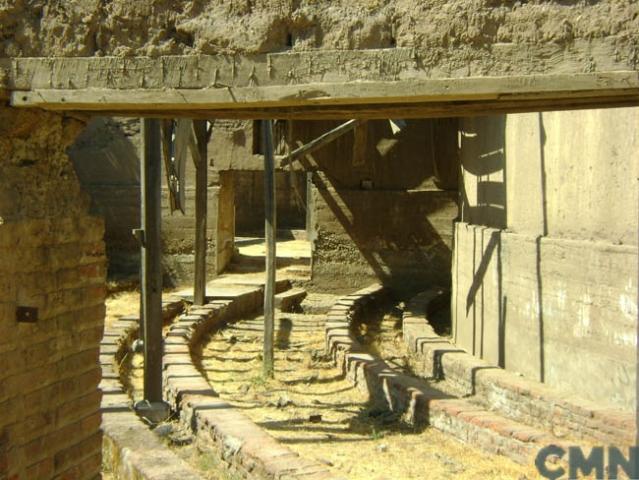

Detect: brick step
[275,287,308,312]
[402,288,635,446]
[325,285,574,466]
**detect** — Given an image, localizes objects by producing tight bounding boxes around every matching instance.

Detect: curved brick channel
[99,297,206,480]
[401,289,635,446]
[100,280,343,480]
[326,285,634,466]
[325,284,564,465]
[163,283,345,480]
[100,281,634,478]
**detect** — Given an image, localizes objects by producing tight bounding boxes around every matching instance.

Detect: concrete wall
[453,108,638,410]
[232,170,306,235]
[69,117,233,285]
[306,119,459,293]
[0,106,105,479]
[209,119,306,235]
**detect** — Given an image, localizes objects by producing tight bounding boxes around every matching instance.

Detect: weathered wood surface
[281,119,359,166]
[192,120,208,307]
[140,118,164,403]
[2,50,638,114]
[262,119,276,378]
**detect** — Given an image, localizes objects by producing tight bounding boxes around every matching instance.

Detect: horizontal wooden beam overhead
[2,52,638,116]
[13,94,636,120]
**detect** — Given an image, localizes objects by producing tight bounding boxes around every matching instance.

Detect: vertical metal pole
[141,118,163,403]
[193,120,208,306]
[263,119,276,378]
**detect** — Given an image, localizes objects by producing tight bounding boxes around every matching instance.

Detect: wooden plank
[18,94,639,121]
[192,120,208,306]
[3,50,637,94]
[140,118,163,403]
[262,119,276,379]
[10,70,639,112]
[281,119,359,166]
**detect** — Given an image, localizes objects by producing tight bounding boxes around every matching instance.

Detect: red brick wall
[0,107,106,479]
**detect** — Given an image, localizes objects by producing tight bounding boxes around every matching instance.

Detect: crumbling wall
[306,119,459,293]
[1,1,637,75]
[0,106,105,479]
[452,108,638,410]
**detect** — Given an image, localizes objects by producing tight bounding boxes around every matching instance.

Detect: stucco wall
[453,108,638,410]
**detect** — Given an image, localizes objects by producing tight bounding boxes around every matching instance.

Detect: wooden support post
[193,120,208,306]
[140,118,163,403]
[263,119,276,378]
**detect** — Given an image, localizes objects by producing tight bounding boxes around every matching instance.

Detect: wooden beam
[281,119,359,166]
[262,119,276,379]
[140,118,163,403]
[4,51,636,94]
[22,94,639,121]
[9,70,639,113]
[192,120,208,306]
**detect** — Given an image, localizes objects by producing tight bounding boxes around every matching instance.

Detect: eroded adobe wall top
[0,107,88,221]
[0,0,638,75]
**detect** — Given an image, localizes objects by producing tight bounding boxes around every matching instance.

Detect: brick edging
[99,297,206,480]
[325,284,573,465]
[402,288,635,446]
[163,287,346,480]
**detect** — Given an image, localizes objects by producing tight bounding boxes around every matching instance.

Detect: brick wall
[0,106,106,479]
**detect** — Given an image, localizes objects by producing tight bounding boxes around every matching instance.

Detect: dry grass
[197,297,540,480]
[114,289,540,479]
[105,289,140,329]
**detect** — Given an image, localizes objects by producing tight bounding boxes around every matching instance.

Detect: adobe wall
[305,119,460,293]
[1,1,637,77]
[452,108,638,410]
[0,106,105,479]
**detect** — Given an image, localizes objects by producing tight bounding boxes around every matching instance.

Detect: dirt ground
[197,295,539,480]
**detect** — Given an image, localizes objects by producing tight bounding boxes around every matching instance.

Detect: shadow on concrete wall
[460,113,549,376]
[459,116,507,366]
[536,112,548,382]
[312,174,455,294]
[68,117,141,279]
[460,115,507,229]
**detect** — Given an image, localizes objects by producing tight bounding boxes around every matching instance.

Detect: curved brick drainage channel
[104,281,634,480]
[195,299,535,479]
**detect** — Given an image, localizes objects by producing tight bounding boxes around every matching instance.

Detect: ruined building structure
[0,1,638,478]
